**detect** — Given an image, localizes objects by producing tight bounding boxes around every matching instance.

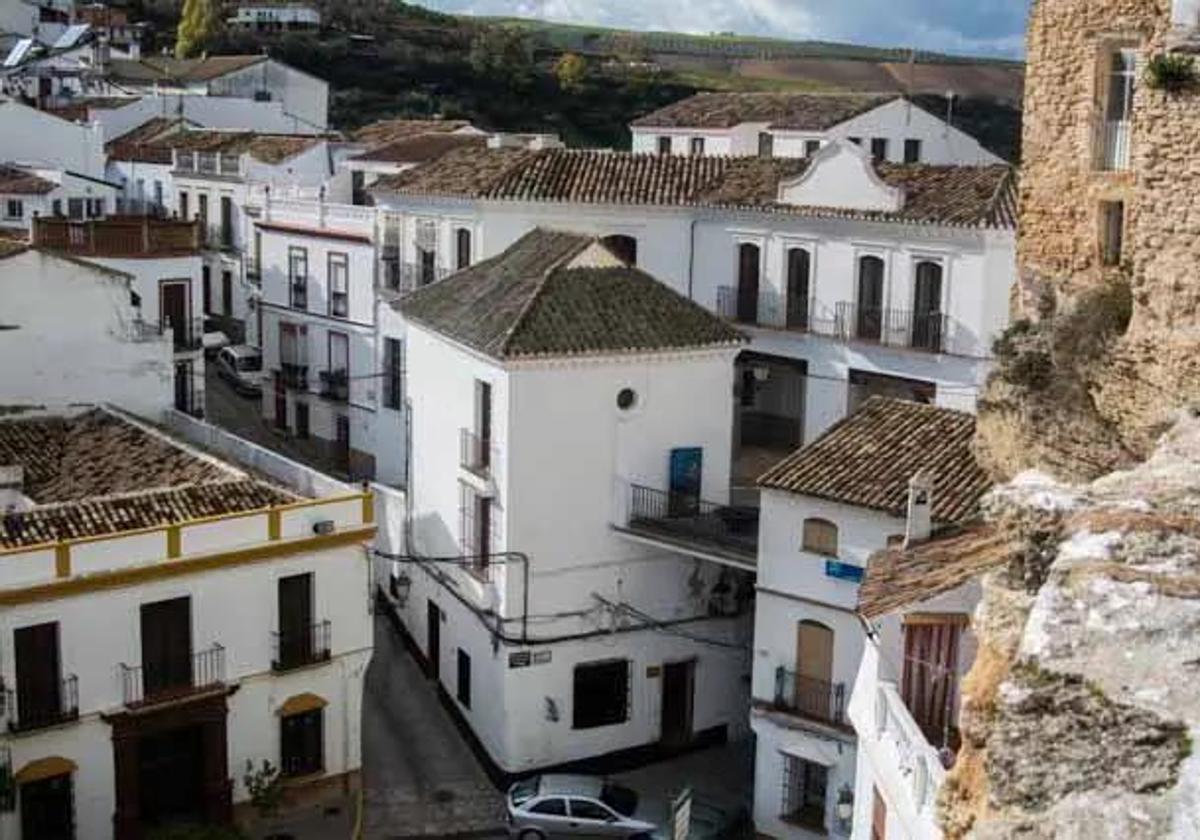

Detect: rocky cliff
[940,413,1200,837]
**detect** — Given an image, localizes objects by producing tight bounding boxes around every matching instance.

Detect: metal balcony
[460,428,491,476]
[773,667,846,726]
[5,674,79,732]
[276,364,309,390]
[120,644,225,708]
[832,303,947,353]
[625,484,759,564]
[319,369,349,402]
[271,621,331,672]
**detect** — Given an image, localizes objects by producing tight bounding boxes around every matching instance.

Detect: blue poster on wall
[668,447,703,516]
[825,559,865,583]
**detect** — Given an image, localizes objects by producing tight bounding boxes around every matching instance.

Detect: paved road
[362,611,507,839]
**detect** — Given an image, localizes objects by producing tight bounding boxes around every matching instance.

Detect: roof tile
[631,92,897,130]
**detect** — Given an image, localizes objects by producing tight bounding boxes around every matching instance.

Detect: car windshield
[511,777,539,807]
[237,355,262,372]
[601,783,638,817]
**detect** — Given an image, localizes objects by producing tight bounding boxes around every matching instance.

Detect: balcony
[290,280,308,310]
[624,484,758,566]
[244,255,260,280]
[871,681,949,823]
[32,216,200,258]
[773,667,846,726]
[120,644,226,709]
[319,369,349,402]
[460,428,491,477]
[276,364,309,390]
[130,317,204,353]
[5,674,79,733]
[399,261,450,293]
[204,224,236,252]
[1098,119,1132,172]
[175,151,242,178]
[832,303,947,353]
[272,621,332,672]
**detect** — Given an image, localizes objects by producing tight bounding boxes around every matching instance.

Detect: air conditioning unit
[312,519,336,535]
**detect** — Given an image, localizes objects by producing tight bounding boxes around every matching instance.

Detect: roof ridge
[496,231,595,357]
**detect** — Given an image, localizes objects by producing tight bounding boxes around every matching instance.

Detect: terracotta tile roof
[0,481,291,548]
[857,524,1013,619]
[350,118,474,146]
[758,397,991,523]
[398,228,746,361]
[0,409,295,546]
[350,132,485,164]
[154,130,324,165]
[631,92,897,130]
[255,221,372,244]
[0,234,28,260]
[373,148,1017,229]
[106,55,267,85]
[0,164,55,195]
[105,117,191,164]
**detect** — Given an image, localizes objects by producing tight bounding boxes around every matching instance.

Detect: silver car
[215,345,264,395]
[507,774,656,839]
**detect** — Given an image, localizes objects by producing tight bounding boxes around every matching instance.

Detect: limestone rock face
[941,416,1200,838]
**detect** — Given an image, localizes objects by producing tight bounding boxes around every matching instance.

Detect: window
[1100,48,1137,170]
[869,137,889,162]
[327,331,349,401]
[848,136,863,146]
[758,132,774,158]
[14,622,66,731]
[140,597,192,700]
[220,195,233,247]
[280,708,323,777]
[912,261,944,352]
[735,242,761,324]
[295,402,309,439]
[690,136,705,157]
[455,228,472,271]
[802,518,838,556]
[786,248,811,330]
[277,572,315,668]
[573,659,629,729]
[383,338,404,410]
[179,190,189,219]
[856,255,885,341]
[804,139,822,157]
[457,649,471,708]
[329,252,349,317]
[781,755,827,829]
[221,270,233,316]
[86,198,103,218]
[570,799,616,821]
[197,193,208,227]
[904,138,923,163]
[616,387,637,411]
[418,247,436,287]
[5,199,23,219]
[289,247,308,309]
[154,180,164,207]
[601,234,638,266]
[67,198,84,219]
[530,798,568,816]
[1101,200,1125,266]
[52,199,62,216]
[459,483,492,566]
[657,136,672,155]
[202,265,212,313]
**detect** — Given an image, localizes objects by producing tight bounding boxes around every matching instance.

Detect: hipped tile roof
[857,524,1013,619]
[105,117,191,164]
[757,397,991,523]
[157,130,324,164]
[398,228,745,361]
[106,55,267,85]
[0,164,55,195]
[631,91,896,130]
[350,118,474,146]
[350,132,485,164]
[372,147,1017,230]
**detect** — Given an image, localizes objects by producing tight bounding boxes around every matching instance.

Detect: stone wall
[983,0,1200,477]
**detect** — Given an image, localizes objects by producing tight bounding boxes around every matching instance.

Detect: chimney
[904,471,933,547]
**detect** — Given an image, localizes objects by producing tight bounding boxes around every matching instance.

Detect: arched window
[856,255,885,340]
[601,234,638,266]
[802,518,838,556]
[736,242,760,324]
[455,228,472,271]
[912,260,944,352]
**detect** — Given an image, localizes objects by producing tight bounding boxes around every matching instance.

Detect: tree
[176,0,219,59]
[468,26,533,86]
[555,52,587,92]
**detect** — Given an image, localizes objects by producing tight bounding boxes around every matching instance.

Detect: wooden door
[786,248,810,330]
[668,447,703,516]
[14,622,60,727]
[857,256,885,340]
[21,773,73,840]
[736,243,760,323]
[426,601,441,680]
[161,281,189,349]
[278,573,313,668]
[795,620,834,719]
[141,597,192,698]
[660,660,695,749]
[912,261,944,351]
[475,380,492,469]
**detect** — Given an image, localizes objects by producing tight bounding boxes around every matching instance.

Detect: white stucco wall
[0,101,106,178]
[206,59,330,132]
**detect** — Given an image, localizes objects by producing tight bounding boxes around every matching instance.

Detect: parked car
[202,330,231,359]
[215,345,264,395]
[508,775,655,839]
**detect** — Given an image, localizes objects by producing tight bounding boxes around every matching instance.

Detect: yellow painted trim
[15,756,77,784]
[362,493,375,525]
[54,544,70,579]
[166,526,182,559]
[0,526,377,607]
[278,691,329,717]
[268,508,281,541]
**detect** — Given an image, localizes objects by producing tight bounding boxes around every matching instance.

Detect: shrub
[243,759,284,818]
[1146,53,1197,93]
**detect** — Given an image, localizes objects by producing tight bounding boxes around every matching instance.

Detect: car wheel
[517,831,545,840]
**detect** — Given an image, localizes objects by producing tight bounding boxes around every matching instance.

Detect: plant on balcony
[243,759,284,818]
[1146,53,1197,93]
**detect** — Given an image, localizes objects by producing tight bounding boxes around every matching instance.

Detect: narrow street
[362,611,508,839]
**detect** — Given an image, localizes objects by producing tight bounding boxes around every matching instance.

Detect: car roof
[224,344,261,357]
[537,775,605,798]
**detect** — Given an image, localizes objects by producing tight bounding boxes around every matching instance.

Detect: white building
[0,163,119,231]
[228,2,321,32]
[630,92,1004,166]
[380,229,757,775]
[255,200,393,481]
[847,526,1000,840]
[369,142,1016,493]
[0,99,106,178]
[0,239,173,419]
[0,405,375,840]
[30,214,208,416]
[749,398,990,838]
[102,54,330,132]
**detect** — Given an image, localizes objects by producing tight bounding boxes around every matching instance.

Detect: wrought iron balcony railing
[832,302,947,353]
[5,674,79,732]
[319,369,349,402]
[460,428,491,476]
[773,666,845,725]
[272,621,331,672]
[626,484,759,561]
[276,364,309,390]
[120,644,225,708]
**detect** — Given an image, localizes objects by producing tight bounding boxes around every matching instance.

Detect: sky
[419,0,1032,59]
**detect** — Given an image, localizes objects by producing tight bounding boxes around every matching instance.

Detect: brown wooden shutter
[901,618,962,746]
[14,623,60,723]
